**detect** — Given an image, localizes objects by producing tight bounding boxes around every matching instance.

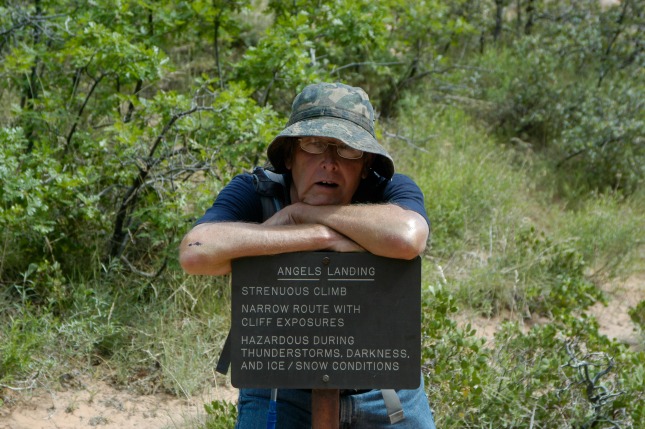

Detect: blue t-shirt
[196,171,429,226]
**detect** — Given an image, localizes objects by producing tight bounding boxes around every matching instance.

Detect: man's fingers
[263,208,297,226]
[326,230,365,253]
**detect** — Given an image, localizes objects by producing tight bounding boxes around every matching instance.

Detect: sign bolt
[322,257,330,266]
[322,375,330,383]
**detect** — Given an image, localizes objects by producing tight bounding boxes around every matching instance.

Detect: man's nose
[321,146,340,165]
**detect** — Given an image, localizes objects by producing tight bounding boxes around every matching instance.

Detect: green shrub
[422,284,489,416]
[202,400,237,429]
[512,224,605,317]
[472,34,644,196]
[423,293,643,429]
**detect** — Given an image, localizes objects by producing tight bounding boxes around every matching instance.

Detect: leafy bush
[552,79,644,196]
[203,399,238,429]
[0,128,105,298]
[422,284,489,413]
[512,224,605,317]
[470,5,644,195]
[422,284,644,428]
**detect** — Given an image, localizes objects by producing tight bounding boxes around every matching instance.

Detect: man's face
[285,137,369,206]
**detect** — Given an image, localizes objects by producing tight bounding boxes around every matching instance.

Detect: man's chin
[303,195,346,206]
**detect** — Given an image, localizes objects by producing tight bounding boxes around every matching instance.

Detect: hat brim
[267,117,394,179]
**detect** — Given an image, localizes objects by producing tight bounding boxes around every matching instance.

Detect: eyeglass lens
[298,139,363,159]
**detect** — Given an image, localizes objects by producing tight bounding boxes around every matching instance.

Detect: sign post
[230,251,421,425]
[312,389,339,429]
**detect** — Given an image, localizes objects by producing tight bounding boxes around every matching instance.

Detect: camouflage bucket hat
[267,82,395,180]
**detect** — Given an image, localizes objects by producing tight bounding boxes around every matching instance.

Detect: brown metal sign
[230,252,421,389]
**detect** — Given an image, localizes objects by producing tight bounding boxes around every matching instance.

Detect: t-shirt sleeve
[382,174,430,227]
[194,173,263,225]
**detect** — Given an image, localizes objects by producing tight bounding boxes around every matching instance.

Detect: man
[180,82,436,428]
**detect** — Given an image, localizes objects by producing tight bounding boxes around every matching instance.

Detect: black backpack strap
[252,166,288,220]
[215,167,289,375]
[215,332,232,375]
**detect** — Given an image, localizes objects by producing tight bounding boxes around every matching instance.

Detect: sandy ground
[0,378,238,429]
[1,275,642,429]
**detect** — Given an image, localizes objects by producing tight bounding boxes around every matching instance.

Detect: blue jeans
[234,374,436,428]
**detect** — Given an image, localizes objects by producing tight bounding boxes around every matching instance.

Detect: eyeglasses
[297,138,364,160]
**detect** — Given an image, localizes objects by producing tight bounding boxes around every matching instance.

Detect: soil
[1,275,642,429]
[0,378,238,429]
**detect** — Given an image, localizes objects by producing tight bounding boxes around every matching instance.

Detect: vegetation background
[1,0,643,428]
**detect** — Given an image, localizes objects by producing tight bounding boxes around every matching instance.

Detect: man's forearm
[179,221,355,276]
[289,203,429,260]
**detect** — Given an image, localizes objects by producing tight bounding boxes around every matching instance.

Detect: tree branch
[330,61,406,75]
[109,105,218,259]
[65,72,105,152]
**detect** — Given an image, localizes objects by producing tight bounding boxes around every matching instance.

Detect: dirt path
[0,378,238,429]
[589,273,644,348]
[1,275,642,429]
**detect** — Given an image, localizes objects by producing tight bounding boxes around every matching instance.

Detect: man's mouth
[316,180,339,188]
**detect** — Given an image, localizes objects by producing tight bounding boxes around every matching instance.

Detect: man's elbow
[179,250,231,276]
[396,219,429,260]
[395,235,427,260]
[179,231,202,274]
[179,249,204,275]
[179,229,231,276]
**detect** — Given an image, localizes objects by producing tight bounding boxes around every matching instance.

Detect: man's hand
[262,204,301,226]
[320,228,366,253]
